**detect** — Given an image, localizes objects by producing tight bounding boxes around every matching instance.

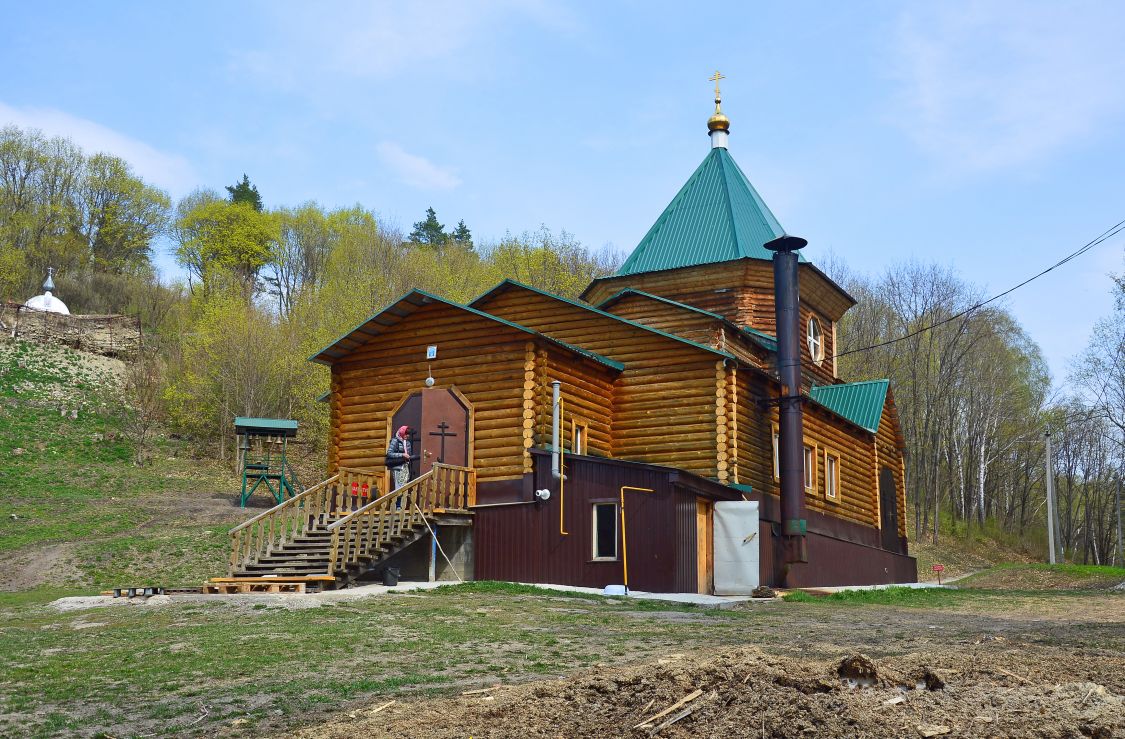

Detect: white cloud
[376,141,461,190]
[234,0,582,84]
[891,2,1125,174]
[0,102,197,195]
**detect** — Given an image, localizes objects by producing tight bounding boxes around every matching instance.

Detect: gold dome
[707,105,730,132]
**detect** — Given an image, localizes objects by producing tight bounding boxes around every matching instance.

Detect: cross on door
[429,420,458,463]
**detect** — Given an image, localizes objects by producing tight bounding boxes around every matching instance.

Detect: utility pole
[1045,428,1057,565]
[1116,472,1123,567]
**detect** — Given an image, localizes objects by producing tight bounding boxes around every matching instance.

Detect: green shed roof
[616,147,801,277]
[234,417,299,436]
[808,380,889,434]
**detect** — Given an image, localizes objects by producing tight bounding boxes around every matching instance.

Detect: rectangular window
[592,503,618,560]
[572,419,588,455]
[803,444,815,491]
[824,450,840,500]
[772,423,780,480]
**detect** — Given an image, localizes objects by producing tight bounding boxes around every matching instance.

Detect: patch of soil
[0,542,82,590]
[292,646,1125,739]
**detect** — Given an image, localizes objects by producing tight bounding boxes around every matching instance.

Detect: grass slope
[0,340,245,592]
[909,516,1042,581]
[957,562,1125,590]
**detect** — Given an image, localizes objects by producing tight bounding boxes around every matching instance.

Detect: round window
[807,316,824,365]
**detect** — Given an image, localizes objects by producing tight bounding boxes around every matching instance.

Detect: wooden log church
[224,79,916,593]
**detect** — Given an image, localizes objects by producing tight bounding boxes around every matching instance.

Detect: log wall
[876,391,908,540]
[330,302,549,483]
[602,293,769,370]
[538,348,616,457]
[477,287,721,479]
[583,261,839,385]
[732,370,880,529]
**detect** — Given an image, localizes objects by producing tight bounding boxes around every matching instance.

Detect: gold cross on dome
[709,70,725,98]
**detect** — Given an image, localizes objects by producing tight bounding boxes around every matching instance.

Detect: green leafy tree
[226,174,263,212]
[173,196,278,295]
[451,219,473,249]
[77,153,170,273]
[408,207,448,247]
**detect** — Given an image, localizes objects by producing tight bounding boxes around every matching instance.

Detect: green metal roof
[598,288,777,355]
[808,380,889,434]
[471,280,734,360]
[309,289,624,372]
[598,287,728,322]
[234,417,298,436]
[616,147,801,277]
[740,326,778,353]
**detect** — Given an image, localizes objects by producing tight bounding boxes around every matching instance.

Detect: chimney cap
[764,234,808,253]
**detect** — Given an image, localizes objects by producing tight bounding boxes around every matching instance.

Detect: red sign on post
[932,563,945,585]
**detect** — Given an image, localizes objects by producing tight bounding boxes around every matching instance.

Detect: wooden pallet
[204,575,336,595]
[204,581,306,594]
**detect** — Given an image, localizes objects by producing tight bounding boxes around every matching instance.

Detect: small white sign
[426,345,437,360]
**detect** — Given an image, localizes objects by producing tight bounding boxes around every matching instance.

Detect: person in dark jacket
[387,425,413,490]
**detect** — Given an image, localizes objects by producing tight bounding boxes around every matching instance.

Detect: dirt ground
[291,596,1125,739]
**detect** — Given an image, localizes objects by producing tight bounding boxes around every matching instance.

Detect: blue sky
[4,1,1125,385]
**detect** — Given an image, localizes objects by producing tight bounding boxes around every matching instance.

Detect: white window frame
[592,502,618,561]
[807,315,824,365]
[824,449,841,501]
[772,423,780,480]
[572,419,588,455]
[803,443,817,492]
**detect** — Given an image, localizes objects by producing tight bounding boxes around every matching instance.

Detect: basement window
[824,449,841,500]
[592,503,618,561]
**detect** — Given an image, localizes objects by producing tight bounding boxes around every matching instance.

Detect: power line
[833,217,1125,360]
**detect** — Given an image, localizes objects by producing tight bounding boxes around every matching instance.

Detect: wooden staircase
[223,464,475,591]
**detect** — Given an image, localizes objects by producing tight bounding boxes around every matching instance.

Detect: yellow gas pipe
[619,486,654,592]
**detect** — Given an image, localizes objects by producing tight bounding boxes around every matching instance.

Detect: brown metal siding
[476,451,705,592]
[674,491,698,593]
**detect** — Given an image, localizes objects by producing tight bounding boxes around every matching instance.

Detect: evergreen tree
[226,174,263,212]
[409,207,448,247]
[451,219,473,249]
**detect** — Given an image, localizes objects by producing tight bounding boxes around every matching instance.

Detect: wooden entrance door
[878,467,899,551]
[419,388,470,475]
[390,388,472,478]
[696,499,714,594]
[389,395,422,479]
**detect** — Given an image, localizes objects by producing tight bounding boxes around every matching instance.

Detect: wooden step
[240,565,331,575]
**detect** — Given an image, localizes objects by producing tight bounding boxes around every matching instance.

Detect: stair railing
[326,463,475,578]
[227,467,382,575]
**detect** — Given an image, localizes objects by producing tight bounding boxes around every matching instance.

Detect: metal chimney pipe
[764,234,809,582]
[551,380,563,480]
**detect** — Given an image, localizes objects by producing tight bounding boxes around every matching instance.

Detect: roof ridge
[472,279,734,360]
[716,149,744,257]
[813,378,890,389]
[309,287,624,371]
